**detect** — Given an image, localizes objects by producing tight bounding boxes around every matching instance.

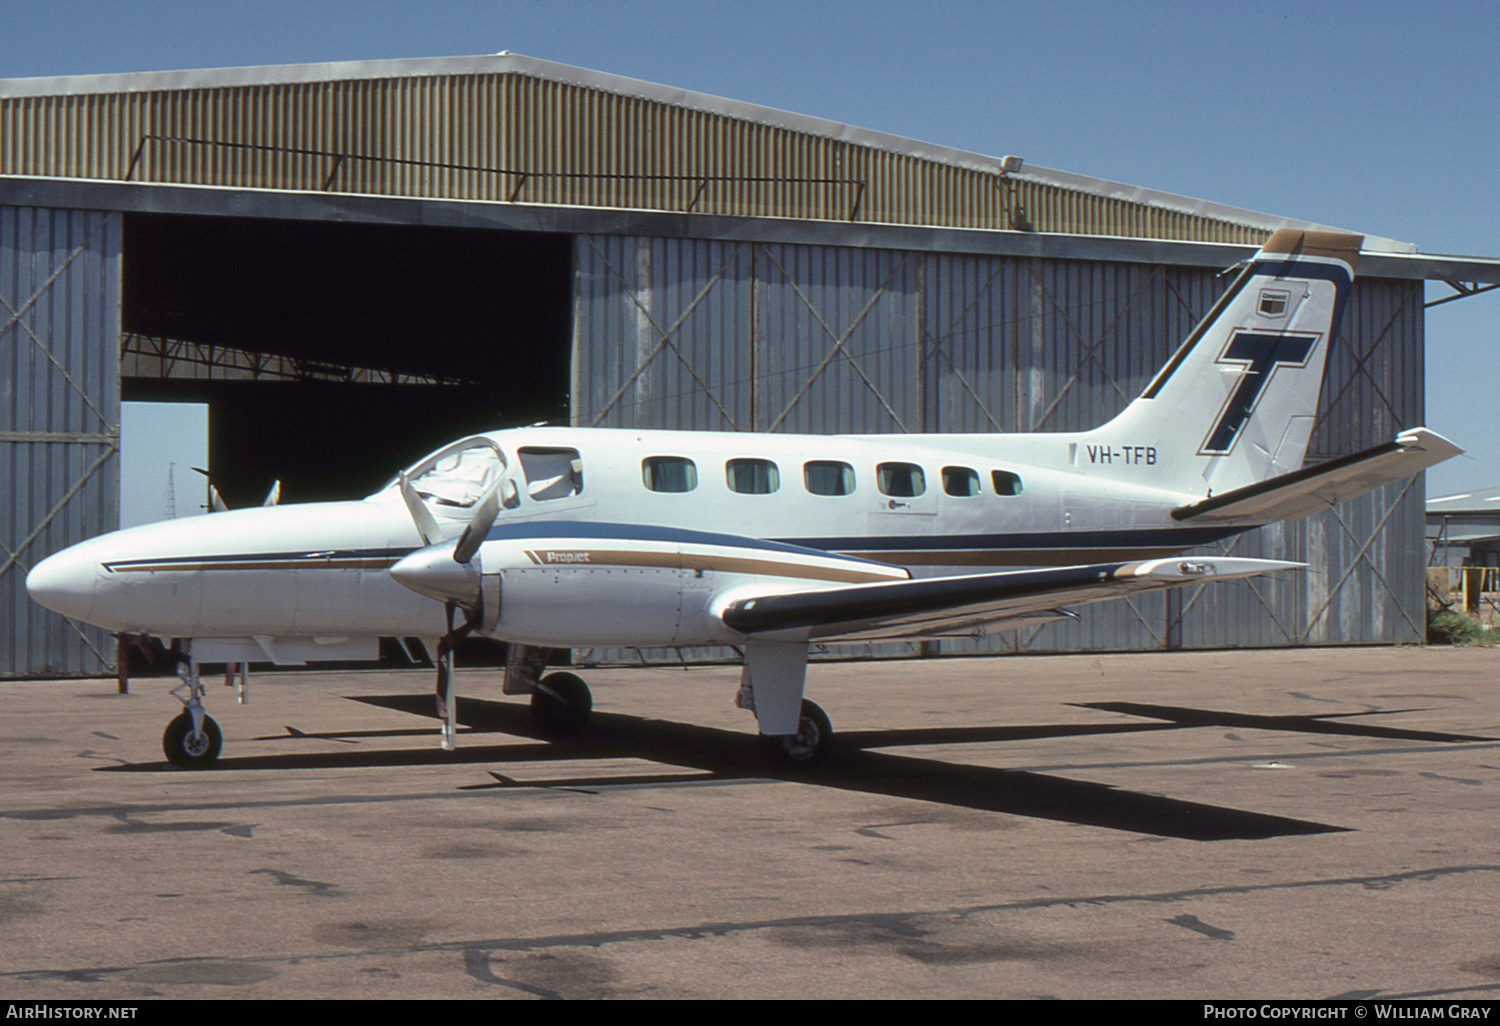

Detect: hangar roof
[0,54,1380,245]
[1430,486,1500,516]
[3,53,1499,283]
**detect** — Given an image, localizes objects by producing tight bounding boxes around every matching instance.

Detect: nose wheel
[163,712,222,768]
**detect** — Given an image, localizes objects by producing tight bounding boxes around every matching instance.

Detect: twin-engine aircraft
[27,229,1461,769]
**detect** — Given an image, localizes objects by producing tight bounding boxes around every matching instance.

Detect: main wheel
[530,672,592,736]
[759,699,832,770]
[163,712,222,768]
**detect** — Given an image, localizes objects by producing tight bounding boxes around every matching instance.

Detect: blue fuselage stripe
[778,525,1244,552]
[103,524,1249,572]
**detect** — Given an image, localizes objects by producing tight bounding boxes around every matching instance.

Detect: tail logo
[1199,331,1320,455]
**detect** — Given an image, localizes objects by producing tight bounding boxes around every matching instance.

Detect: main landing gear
[738,639,832,769]
[525,668,833,768]
[522,666,832,768]
[529,671,593,735]
[503,647,593,737]
[509,645,834,768]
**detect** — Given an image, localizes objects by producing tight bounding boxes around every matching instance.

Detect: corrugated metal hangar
[5,53,1500,677]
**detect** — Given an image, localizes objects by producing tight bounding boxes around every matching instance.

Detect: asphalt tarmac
[2,645,1499,1000]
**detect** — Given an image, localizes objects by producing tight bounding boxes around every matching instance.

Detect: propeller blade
[192,467,279,511]
[398,472,443,547]
[434,603,457,751]
[433,599,483,752]
[452,479,502,565]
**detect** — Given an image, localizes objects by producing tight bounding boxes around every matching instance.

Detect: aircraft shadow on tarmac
[103,692,1494,842]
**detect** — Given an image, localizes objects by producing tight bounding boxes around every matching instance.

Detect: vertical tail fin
[1086,229,1362,496]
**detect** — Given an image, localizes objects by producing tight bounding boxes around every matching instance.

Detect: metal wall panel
[1,205,120,677]
[573,235,755,432]
[573,233,1428,663]
[753,245,922,435]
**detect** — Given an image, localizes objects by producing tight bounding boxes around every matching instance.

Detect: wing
[1171,428,1462,525]
[720,557,1301,643]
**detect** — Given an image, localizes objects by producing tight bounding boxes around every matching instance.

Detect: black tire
[163,712,222,768]
[759,699,832,770]
[530,672,592,736]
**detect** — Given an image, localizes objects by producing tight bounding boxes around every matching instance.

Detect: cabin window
[942,466,981,497]
[992,470,1023,496]
[727,458,780,494]
[643,456,698,493]
[877,462,925,498]
[518,447,583,501]
[804,461,855,496]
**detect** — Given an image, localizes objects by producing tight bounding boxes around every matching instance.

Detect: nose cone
[389,543,479,607]
[26,544,100,622]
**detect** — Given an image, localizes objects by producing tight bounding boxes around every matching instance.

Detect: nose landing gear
[163,710,222,768]
[164,648,222,769]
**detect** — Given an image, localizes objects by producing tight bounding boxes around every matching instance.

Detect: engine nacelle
[469,527,908,649]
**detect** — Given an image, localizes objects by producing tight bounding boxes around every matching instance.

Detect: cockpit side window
[401,439,505,508]
[519,446,583,501]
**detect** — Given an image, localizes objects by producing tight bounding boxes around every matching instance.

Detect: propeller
[393,472,504,750]
[397,471,443,547]
[192,467,279,512]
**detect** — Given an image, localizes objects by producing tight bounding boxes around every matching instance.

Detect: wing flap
[720,557,1301,642]
[189,636,379,665]
[1171,428,1462,525]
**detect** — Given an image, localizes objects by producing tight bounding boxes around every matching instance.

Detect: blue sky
[7,0,1497,493]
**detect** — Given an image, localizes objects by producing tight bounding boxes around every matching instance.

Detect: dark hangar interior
[122,213,574,505]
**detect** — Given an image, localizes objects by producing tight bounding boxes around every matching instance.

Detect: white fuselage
[26,425,1240,655]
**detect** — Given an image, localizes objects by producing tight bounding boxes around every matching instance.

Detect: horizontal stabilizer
[1171,428,1463,524]
[720,557,1301,643]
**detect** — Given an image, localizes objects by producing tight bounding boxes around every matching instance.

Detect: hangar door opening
[120,213,573,507]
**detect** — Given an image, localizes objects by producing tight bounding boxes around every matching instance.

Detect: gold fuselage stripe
[842,547,1182,566]
[522,548,903,584]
